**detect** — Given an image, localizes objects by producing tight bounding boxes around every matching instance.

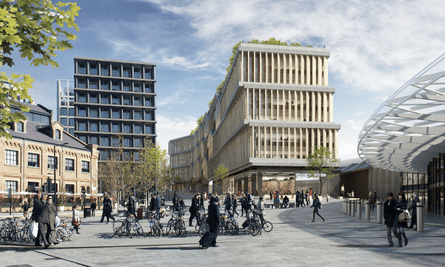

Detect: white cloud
[155,115,197,151]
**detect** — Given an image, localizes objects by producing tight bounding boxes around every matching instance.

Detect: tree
[306,146,338,196]
[0,0,80,138]
[213,163,228,194]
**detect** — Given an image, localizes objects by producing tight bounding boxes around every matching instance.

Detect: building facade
[73,57,156,161]
[57,79,75,136]
[1,102,99,195]
[169,43,341,195]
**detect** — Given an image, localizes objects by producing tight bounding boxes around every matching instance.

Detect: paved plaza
[1,199,445,267]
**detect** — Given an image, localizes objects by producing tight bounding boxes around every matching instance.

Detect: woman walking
[72,205,81,234]
[394,193,408,247]
[310,193,325,223]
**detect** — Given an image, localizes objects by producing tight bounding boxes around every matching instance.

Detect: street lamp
[54,142,69,206]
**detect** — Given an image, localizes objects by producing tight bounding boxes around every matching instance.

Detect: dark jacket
[384,198,396,227]
[199,196,204,209]
[23,203,30,212]
[127,197,135,215]
[311,197,321,210]
[232,198,238,209]
[190,197,199,213]
[31,198,44,222]
[48,202,57,230]
[156,196,162,209]
[208,201,220,226]
[91,202,97,210]
[149,197,156,211]
[224,196,232,210]
[173,195,179,210]
[103,197,112,214]
[37,201,50,224]
[394,199,408,228]
[408,196,419,214]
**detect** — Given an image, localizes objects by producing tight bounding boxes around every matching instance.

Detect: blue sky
[6,0,445,161]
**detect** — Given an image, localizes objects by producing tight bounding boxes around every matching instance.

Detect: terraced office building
[73,57,156,161]
[169,43,341,194]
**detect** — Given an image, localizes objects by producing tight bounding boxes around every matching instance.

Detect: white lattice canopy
[358,53,445,173]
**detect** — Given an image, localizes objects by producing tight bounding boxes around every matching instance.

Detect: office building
[57,79,75,136]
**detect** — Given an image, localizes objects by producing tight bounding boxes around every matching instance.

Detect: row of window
[77,122,154,134]
[77,94,154,106]
[77,135,144,148]
[99,149,140,161]
[76,79,154,93]
[5,150,90,172]
[5,181,90,194]
[60,108,76,116]
[11,108,51,125]
[76,108,154,120]
[77,63,153,79]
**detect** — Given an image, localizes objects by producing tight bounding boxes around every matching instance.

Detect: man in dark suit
[384,192,400,247]
[35,194,51,248]
[189,194,200,226]
[31,191,43,246]
[172,192,179,212]
[207,196,220,248]
[408,192,420,230]
[127,196,136,216]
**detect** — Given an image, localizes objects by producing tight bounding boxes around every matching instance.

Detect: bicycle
[165,211,186,237]
[147,211,162,238]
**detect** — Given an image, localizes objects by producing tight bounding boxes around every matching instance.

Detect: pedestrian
[407,192,419,230]
[224,193,232,212]
[296,191,301,208]
[179,198,185,211]
[156,193,162,219]
[384,192,400,247]
[47,195,58,245]
[23,199,30,220]
[240,193,246,217]
[394,193,409,247]
[257,196,265,225]
[31,191,43,246]
[36,194,51,248]
[199,192,205,210]
[310,193,325,223]
[91,201,96,217]
[72,204,81,234]
[101,194,115,224]
[306,191,310,205]
[232,195,239,217]
[370,192,377,210]
[189,194,200,226]
[172,192,179,212]
[283,195,289,208]
[149,194,156,212]
[205,196,220,249]
[127,196,135,216]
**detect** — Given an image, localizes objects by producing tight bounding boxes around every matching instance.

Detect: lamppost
[54,142,69,206]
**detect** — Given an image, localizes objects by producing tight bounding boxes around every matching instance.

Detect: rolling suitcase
[199,231,216,248]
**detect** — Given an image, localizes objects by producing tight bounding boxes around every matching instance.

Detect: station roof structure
[358,53,445,173]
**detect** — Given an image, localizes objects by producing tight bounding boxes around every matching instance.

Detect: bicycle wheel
[218,221,226,235]
[135,223,144,236]
[227,221,239,235]
[198,222,208,237]
[249,221,261,236]
[263,221,273,232]
[166,218,174,234]
[175,221,186,237]
[152,224,162,238]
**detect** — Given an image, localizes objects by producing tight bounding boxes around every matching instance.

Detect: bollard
[352,200,356,217]
[365,200,371,221]
[357,199,362,219]
[348,200,352,216]
[376,200,382,224]
[417,202,424,232]
[343,200,346,214]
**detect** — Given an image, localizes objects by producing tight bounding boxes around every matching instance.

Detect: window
[123,67,131,77]
[79,122,87,131]
[28,182,39,193]
[145,69,151,79]
[78,94,86,103]
[61,118,67,126]
[89,64,97,75]
[101,136,110,146]
[90,122,98,132]
[90,94,98,103]
[134,68,140,78]
[134,138,141,148]
[112,65,120,76]
[134,152,140,161]
[55,129,61,139]
[90,136,98,145]
[134,97,141,106]
[78,63,86,74]
[48,156,57,169]
[145,83,153,93]
[61,108,67,116]
[100,65,109,76]
[112,110,120,119]
[123,83,130,92]
[79,108,87,117]
[145,112,152,120]
[123,124,131,133]
[89,81,98,89]
[101,95,109,104]
[145,98,152,106]
[112,123,120,133]
[17,121,24,132]
[101,123,110,132]
[99,150,109,160]
[134,83,141,92]
[69,108,75,116]
[123,96,131,105]
[101,109,109,118]
[66,184,74,194]
[69,128,74,135]
[90,109,98,118]
[112,95,120,105]
[6,181,18,193]
[81,161,90,173]
[65,158,74,171]
[123,110,131,119]
[78,80,86,88]
[112,81,120,91]
[123,151,130,160]
[69,118,75,126]
[134,111,141,120]
[100,81,108,90]
[78,135,87,143]
[124,137,132,147]
[134,124,141,134]
[27,153,39,167]
[145,125,152,134]
[112,137,120,147]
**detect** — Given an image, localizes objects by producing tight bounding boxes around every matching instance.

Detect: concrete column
[244,177,249,193]
[251,174,257,195]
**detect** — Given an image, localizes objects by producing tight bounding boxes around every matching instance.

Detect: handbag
[30,222,38,238]
[72,219,80,227]
[398,210,411,222]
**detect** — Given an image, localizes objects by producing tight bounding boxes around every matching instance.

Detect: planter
[58,206,65,212]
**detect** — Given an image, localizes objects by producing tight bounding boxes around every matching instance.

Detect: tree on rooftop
[0,0,80,138]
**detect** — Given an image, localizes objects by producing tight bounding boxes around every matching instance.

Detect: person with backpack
[310,193,325,223]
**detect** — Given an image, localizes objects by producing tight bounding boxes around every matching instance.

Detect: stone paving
[1,199,445,266]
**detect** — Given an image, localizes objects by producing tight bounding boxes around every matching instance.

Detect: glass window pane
[90,122,98,132]
[89,64,97,75]
[79,122,87,131]
[90,81,98,89]
[101,109,109,118]
[123,124,131,133]
[79,94,86,103]
[61,108,67,116]
[112,96,120,105]
[69,108,75,116]
[101,136,110,146]
[69,118,75,126]
[79,108,86,117]
[134,111,141,120]
[101,123,109,132]
[101,65,109,76]
[78,63,86,74]
[90,136,98,145]
[112,123,120,133]
[112,66,119,77]
[101,95,109,104]
[134,124,141,134]
[123,110,131,119]
[90,109,98,118]
[134,68,140,78]
[112,110,120,119]
[123,83,130,92]
[100,81,108,90]
[61,118,67,126]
